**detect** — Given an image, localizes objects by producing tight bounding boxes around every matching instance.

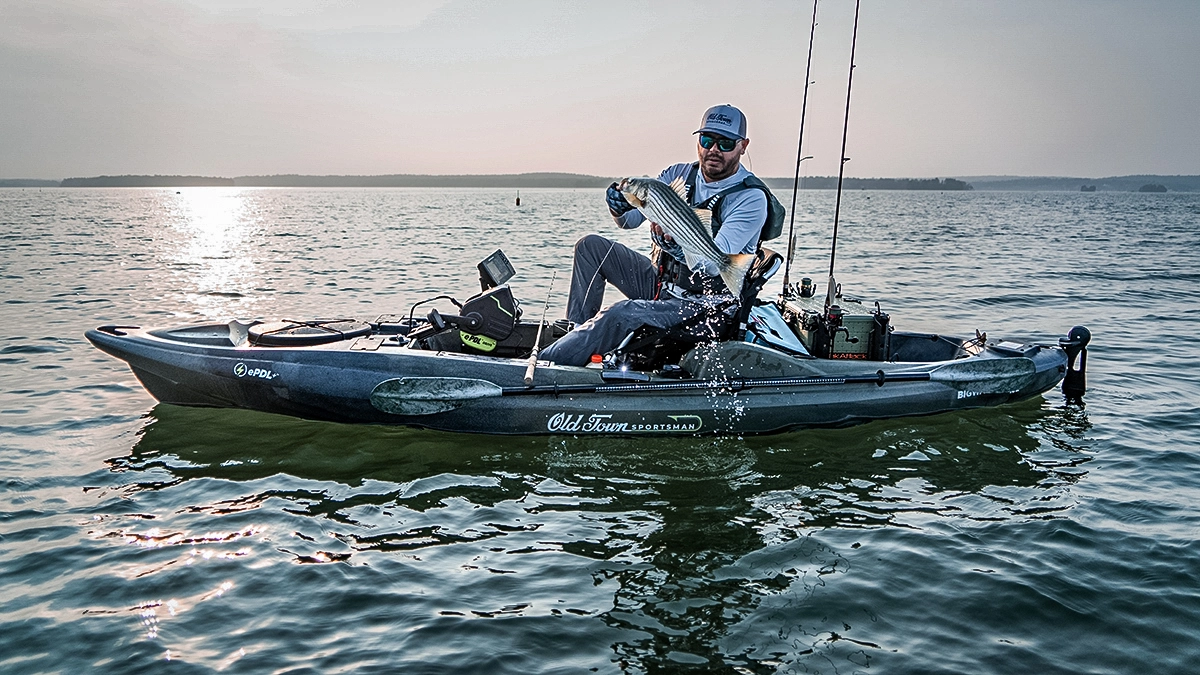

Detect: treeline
[233,173,610,188]
[762,176,973,191]
[41,173,609,188]
[0,179,59,187]
[11,173,1197,191]
[45,173,975,190]
[966,175,1200,192]
[61,175,234,187]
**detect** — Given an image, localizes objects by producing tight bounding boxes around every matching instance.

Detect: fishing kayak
[86,254,1089,436]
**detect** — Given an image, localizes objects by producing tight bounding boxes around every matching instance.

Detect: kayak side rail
[370,357,1038,416]
[499,370,915,397]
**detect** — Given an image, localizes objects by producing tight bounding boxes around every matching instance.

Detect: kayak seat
[613,248,783,371]
[722,248,783,342]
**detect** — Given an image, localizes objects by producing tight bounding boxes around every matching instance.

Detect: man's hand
[606,182,635,216]
[650,222,685,264]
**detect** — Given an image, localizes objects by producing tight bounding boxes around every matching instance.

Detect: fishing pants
[564,234,657,325]
[541,296,718,367]
[544,233,733,367]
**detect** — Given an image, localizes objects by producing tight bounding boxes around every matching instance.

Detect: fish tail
[719,253,757,298]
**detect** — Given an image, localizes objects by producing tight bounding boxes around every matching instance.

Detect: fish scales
[643,180,726,264]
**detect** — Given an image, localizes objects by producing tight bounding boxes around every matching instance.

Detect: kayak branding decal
[956,389,982,400]
[546,413,702,434]
[459,331,497,352]
[233,362,279,381]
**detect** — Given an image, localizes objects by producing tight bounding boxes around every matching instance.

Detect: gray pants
[564,234,658,324]
[542,234,731,367]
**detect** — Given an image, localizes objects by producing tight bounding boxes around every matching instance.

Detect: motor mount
[1059,325,1091,401]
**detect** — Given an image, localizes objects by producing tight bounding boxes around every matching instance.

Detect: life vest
[684,162,786,243]
[654,163,786,295]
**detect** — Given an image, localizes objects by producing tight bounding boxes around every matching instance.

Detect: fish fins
[719,253,757,298]
[667,176,710,228]
[666,176,712,227]
[668,176,688,200]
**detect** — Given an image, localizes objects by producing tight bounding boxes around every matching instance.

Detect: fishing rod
[826,0,860,308]
[523,271,556,386]
[782,0,820,297]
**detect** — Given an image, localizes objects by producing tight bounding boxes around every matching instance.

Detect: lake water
[1,187,1198,673]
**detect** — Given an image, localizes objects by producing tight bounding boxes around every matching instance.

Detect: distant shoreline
[3,173,1199,191]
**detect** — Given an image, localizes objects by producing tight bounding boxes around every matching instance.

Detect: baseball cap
[694,104,748,140]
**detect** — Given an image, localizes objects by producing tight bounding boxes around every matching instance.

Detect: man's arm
[614,208,645,229]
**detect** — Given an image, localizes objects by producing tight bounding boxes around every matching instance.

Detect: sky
[2,0,1198,179]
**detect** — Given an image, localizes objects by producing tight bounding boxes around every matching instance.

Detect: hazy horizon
[8,171,1200,183]
[3,1,1198,180]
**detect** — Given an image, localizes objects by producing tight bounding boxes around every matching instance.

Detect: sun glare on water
[165,188,264,319]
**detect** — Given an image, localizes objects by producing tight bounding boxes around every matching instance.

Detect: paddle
[370,356,1036,416]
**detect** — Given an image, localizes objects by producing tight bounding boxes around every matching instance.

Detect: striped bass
[618,176,756,297]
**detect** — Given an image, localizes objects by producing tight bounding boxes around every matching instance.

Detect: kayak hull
[86,322,1070,436]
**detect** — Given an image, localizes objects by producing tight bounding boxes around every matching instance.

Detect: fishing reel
[806,303,856,359]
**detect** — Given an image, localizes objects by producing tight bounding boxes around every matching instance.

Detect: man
[540,104,777,367]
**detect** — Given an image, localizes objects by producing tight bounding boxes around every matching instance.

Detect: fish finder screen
[478,249,515,290]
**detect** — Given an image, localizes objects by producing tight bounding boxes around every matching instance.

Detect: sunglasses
[698,134,740,152]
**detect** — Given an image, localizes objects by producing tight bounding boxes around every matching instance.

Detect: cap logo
[707,113,734,125]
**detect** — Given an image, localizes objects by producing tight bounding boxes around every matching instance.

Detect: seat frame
[612,248,784,371]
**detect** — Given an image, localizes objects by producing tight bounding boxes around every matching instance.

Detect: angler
[540,104,785,367]
[83,4,1093,438]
